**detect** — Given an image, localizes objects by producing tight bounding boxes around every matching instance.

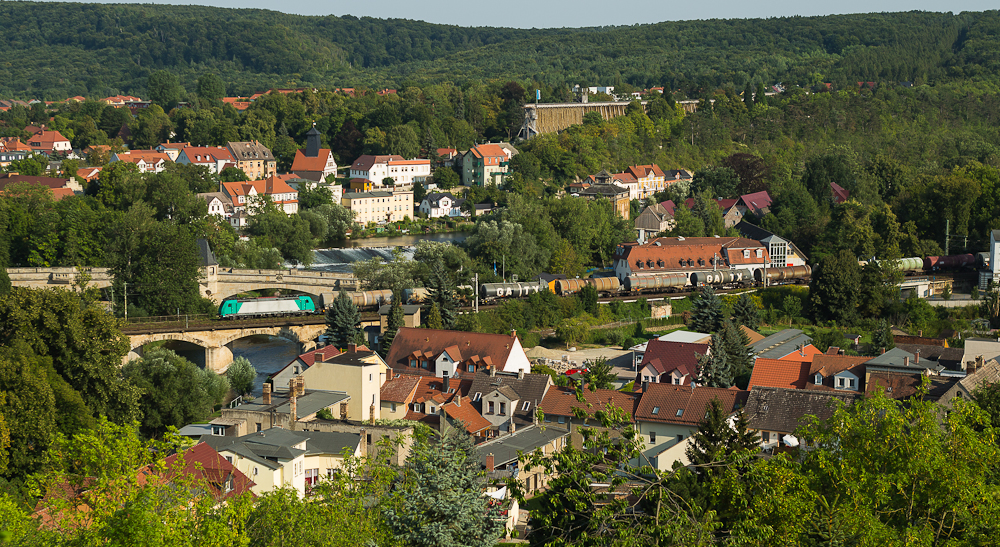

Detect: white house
[349,155,431,188]
[419,192,466,218]
[205,427,361,496]
[177,146,237,174]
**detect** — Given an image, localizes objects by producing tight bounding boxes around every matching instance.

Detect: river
[308,231,469,273]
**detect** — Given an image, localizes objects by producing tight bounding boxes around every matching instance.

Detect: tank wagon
[554,277,621,296]
[753,265,812,284]
[479,280,548,300]
[690,269,753,287]
[623,273,688,293]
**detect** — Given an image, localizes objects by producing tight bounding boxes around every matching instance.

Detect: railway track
[118,285,758,334]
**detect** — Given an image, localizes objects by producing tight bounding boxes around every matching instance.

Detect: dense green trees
[122,348,228,438]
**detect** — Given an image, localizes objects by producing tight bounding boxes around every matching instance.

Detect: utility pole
[123,282,128,321]
[474,273,479,313]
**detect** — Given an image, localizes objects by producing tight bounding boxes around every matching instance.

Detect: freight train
[218,253,979,317]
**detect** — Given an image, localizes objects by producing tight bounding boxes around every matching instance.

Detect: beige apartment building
[342,189,413,225]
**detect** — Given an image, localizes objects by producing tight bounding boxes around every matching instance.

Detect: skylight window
[675,409,684,417]
[652,406,660,415]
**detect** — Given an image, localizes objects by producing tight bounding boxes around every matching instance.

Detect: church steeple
[305,122,321,157]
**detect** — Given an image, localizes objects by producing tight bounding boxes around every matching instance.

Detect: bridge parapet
[6,267,112,289]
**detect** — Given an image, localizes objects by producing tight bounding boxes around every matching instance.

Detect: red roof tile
[380,374,422,403]
[441,396,492,435]
[635,383,747,425]
[626,164,665,179]
[291,149,335,172]
[539,386,641,422]
[641,340,709,376]
[385,327,522,374]
[748,358,811,390]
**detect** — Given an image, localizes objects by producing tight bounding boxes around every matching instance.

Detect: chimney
[369,402,376,425]
[966,360,977,375]
[262,383,271,405]
[297,376,306,396]
[359,428,367,456]
[881,347,886,354]
[340,401,349,420]
[490,366,496,377]
[289,394,298,429]
[977,355,985,372]
[443,371,450,393]
[347,343,357,354]
[799,345,805,357]
[903,356,910,367]
[486,453,495,472]
[642,381,649,393]
[511,329,517,339]
[510,417,516,434]
[690,382,695,393]
[915,351,920,364]
[518,368,525,379]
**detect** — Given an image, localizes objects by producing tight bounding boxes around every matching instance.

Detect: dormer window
[636,260,643,269]
[743,249,750,258]
[756,249,763,258]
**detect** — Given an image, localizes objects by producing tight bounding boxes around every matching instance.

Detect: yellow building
[226,141,277,180]
[341,189,414,225]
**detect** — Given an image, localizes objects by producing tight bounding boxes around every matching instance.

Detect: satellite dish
[782,435,800,447]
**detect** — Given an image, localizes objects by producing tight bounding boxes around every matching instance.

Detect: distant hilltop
[1,4,999,99]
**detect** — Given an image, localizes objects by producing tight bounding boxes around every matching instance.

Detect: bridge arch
[126,324,327,373]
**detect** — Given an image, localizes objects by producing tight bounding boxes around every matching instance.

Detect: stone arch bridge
[126,323,328,372]
[6,266,357,304]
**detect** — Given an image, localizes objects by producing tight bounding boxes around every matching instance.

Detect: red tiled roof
[539,386,641,422]
[441,397,492,435]
[739,191,772,215]
[146,442,255,500]
[831,182,850,204]
[385,327,521,373]
[748,358,811,390]
[380,374,421,403]
[468,143,507,160]
[181,146,235,164]
[635,383,747,425]
[611,172,637,183]
[808,354,870,377]
[351,154,405,172]
[615,237,768,272]
[297,346,342,367]
[626,164,665,179]
[114,150,171,165]
[641,340,709,376]
[291,149,334,172]
[221,176,297,202]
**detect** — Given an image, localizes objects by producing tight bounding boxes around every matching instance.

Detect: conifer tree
[696,333,733,388]
[380,291,404,357]
[721,319,753,380]
[689,285,724,333]
[732,292,761,331]
[324,289,361,350]
[427,261,458,329]
[385,428,504,547]
[426,301,444,330]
